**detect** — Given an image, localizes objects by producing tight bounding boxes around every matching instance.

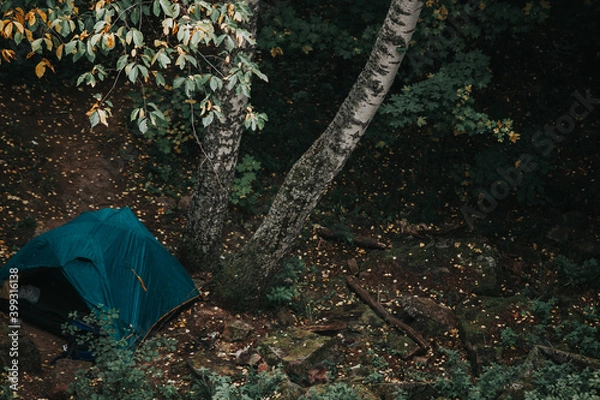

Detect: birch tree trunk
[213,0,424,310]
[180,0,259,271]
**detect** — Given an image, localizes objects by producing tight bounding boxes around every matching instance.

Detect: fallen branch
[535,345,600,370]
[345,275,430,351]
[315,225,387,249]
[302,322,347,333]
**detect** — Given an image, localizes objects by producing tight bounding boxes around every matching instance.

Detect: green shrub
[554,319,600,359]
[299,382,362,400]
[189,367,284,399]
[525,363,600,400]
[65,309,179,400]
[554,256,599,289]
[266,257,307,308]
[230,154,262,207]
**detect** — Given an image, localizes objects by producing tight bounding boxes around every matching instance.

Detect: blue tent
[0,207,199,346]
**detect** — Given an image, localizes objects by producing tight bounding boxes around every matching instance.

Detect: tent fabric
[0,207,200,346]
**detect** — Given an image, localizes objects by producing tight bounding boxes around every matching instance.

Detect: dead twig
[345,275,430,351]
[315,225,387,250]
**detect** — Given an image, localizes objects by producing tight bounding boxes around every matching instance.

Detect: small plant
[363,349,389,384]
[500,327,518,347]
[555,319,600,358]
[65,309,179,400]
[433,349,476,399]
[0,369,16,400]
[190,367,284,399]
[525,362,600,400]
[299,382,362,400]
[554,256,600,289]
[530,298,558,323]
[230,154,262,207]
[266,257,307,308]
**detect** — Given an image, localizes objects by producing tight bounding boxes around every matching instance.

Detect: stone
[178,195,192,212]
[0,333,41,374]
[399,295,456,334]
[455,295,529,373]
[188,348,239,376]
[222,319,253,342]
[385,332,419,359]
[472,255,500,296]
[258,327,336,383]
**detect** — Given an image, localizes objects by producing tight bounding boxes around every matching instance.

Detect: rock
[365,238,503,302]
[276,308,297,327]
[359,306,385,329]
[155,196,176,212]
[178,195,192,212]
[472,255,500,296]
[188,348,239,376]
[399,295,456,335]
[278,377,306,400]
[222,319,253,342]
[0,334,41,374]
[258,327,337,383]
[546,211,588,243]
[385,332,419,359]
[455,295,529,373]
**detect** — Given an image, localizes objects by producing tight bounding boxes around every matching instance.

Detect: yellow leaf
[1,49,16,62]
[96,0,106,12]
[270,47,283,57]
[104,33,115,49]
[55,43,64,60]
[13,21,24,34]
[26,11,36,26]
[4,22,13,38]
[25,28,33,42]
[35,60,46,78]
[37,9,47,22]
[44,57,55,73]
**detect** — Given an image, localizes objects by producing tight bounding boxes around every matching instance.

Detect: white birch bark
[215,0,424,309]
[180,0,259,270]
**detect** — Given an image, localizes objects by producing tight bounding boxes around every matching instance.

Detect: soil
[0,73,598,399]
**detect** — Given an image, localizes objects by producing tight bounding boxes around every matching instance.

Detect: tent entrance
[1,268,90,336]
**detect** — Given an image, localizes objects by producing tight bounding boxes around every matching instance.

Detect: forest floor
[0,75,599,399]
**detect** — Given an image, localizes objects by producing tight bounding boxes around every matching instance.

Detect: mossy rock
[366,238,502,299]
[258,327,336,383]
[455,295,530,372]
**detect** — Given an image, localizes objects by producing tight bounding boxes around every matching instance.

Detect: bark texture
[214,0,424,309]
[180,0,259,271]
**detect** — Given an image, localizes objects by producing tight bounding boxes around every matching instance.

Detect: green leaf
[173,77,185,89]
[175,54,186,69]
[159,0,174,17]
[133,29,144,47]
[116,55,128,71]
[202,112,214,127]
[155,71,166,86]
[209,76,222,92]
[152,0,161,16]
[30,38,44,53]
[89,110,100,128]
[64,41,77,55]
